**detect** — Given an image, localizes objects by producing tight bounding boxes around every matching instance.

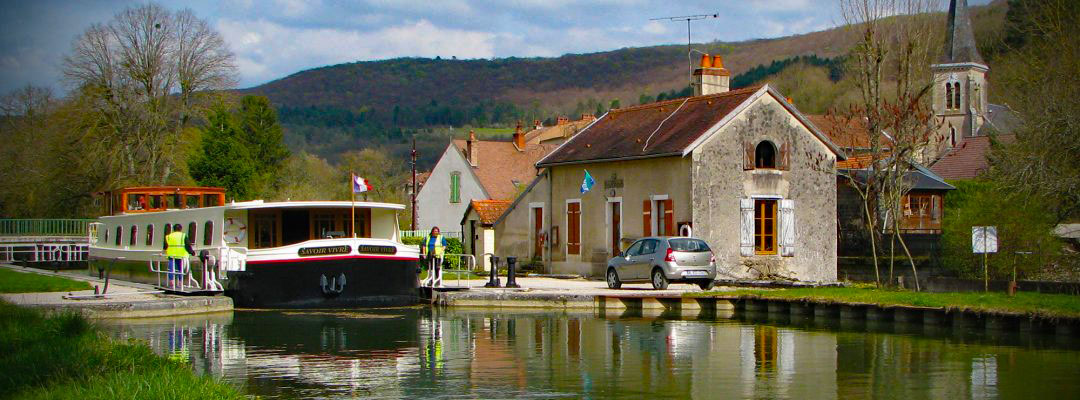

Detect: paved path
[445,276,733,296]
[1,264,232,318]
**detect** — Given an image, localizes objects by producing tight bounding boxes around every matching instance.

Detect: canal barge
[88,187,420,308]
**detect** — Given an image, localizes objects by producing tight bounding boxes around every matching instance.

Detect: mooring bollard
[484,255,501,288]
[505,256,520,288]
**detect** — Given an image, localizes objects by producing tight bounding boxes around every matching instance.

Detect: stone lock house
[494,55,847,282]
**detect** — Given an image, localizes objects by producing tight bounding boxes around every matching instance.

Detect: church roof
[940,0,985,65]
[977,104,1022,136]
[929,134,1014,179]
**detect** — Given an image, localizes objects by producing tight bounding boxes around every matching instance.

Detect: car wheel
[651,268,668,290]
[606,268,622,289]
[698,280,715,291]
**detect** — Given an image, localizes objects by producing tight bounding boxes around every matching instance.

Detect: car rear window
[669,238,710,252]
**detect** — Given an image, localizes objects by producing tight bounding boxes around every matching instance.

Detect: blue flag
[580,170,595,194]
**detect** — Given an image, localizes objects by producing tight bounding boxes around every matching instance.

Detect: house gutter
[536,151,684,168]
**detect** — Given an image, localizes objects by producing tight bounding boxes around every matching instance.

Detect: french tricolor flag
[352,174,371,193]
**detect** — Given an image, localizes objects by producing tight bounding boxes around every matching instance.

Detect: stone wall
[691,94,838,282]
[492,173,549,267]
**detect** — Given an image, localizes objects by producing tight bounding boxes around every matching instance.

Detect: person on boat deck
[163,223,195,288]
[421,227,447,281]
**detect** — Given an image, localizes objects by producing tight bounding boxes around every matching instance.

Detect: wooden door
[533,207,544,258]
[610,201,621,256]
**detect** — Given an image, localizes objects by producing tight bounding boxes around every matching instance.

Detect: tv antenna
[650,13,720,85]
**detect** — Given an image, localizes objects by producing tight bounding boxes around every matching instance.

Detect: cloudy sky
[0,0,988,95]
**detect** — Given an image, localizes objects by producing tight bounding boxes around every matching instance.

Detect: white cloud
[642,20,667,35]
[217,18,497,86]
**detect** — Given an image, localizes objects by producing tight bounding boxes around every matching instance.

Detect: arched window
[164,223,173,236]
[945,83,953,109]
[952,82,961,110]
[203,221,214,246]
[114,226,122,246]
[129,225,138,246]
[950,127,957,147]
[188,222,198,247]
[145,224,154,246]
[755,141,777,169]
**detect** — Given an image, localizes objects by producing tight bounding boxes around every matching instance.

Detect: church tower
[930,0,988,157]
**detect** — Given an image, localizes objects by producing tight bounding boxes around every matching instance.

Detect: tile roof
[465,200,512,226]
[977,104,1021,136]
[524,119,593,144]
[536,86,763,166]
[929,134,1013,180]
[451,139,557,200]
[836,153,880,169]
[805,114,892,150]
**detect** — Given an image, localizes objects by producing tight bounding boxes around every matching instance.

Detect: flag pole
[351,173,356,238]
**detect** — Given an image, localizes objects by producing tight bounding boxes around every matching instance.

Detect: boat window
[145,224,154,246]
[127,194,147,211]
[203,221,214,246]
[313,212,336,239]
[148,195,163,210]
[103,228,109,244]
[114,226,122,246]
[185,195,200,209]
[129,225,138,246]
[164,223,172,236]
[252,213,279,249]
[167,194,181,209]
[188,222,197,247]
[203,194,221,207]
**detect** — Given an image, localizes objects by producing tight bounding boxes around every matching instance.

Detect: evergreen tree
[189,106,256,199]
[236,95,289,194]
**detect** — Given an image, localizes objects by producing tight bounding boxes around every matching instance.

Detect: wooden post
[983,251,988,292]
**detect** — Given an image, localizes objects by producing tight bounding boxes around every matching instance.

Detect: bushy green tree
[189,106,256,199]
[236,95,289,194]
[941,180,1063,280]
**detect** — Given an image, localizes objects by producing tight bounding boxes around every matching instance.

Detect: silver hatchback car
[606,237,717,290]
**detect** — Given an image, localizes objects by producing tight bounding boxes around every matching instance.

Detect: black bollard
[484,255,501,288]
[505,256,519,288]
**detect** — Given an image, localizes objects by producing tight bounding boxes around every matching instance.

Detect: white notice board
[972,226,998,254]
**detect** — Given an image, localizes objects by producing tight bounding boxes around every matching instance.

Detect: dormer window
[755,141,777,169]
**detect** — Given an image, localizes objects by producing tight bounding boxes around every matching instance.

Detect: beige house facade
[496,80,845,282]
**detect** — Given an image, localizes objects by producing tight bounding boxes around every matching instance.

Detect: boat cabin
[99,186,225,215]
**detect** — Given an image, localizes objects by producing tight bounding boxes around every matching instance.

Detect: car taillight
[665,248,676,262]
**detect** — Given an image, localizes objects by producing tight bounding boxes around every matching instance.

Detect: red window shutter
[778,142,790,170]
[744,141,755,170]
[663,199,674,236]
[568,202,580,255]
[643,200,652,236]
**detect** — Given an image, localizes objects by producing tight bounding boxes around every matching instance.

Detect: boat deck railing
[0,219,95,237]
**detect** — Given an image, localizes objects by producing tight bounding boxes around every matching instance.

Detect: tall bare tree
[62,3,236,187]
[838,0,941,289]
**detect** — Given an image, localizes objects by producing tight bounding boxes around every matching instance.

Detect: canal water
[99,308,1080,399]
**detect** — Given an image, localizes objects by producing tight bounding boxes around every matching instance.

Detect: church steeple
[928,0,989,162]
[940,0,984,65]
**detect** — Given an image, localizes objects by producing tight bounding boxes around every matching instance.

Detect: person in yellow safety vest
[163,223,195,289]
[420,226,447,280]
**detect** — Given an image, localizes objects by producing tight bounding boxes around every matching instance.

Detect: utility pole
[410,137,418,231]
[650,13,720,86]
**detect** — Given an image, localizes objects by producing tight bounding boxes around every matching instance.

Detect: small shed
[461,200,511,271]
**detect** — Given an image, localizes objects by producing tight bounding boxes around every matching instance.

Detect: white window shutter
[740,198,754,256]
[780,199,796,257]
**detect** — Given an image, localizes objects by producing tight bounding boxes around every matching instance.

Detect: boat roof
[97,200,405,220]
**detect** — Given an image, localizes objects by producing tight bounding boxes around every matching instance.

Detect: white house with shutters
[494,57,844,281]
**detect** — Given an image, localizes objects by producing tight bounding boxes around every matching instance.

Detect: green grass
[420,270,486,280]
[692,285,1080,319]
[0,268,91,293]
[0,300,243,399]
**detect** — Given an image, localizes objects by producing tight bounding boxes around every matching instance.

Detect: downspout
[547,168,553,274]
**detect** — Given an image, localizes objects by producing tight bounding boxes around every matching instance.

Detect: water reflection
[100,308,1080,399]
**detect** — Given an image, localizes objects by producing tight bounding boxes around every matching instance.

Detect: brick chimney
[557,116,569,126]
[693,53,731,96]
[513,121,525,151]
[466,130,478,166]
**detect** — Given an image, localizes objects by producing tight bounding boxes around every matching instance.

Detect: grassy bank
[0,301,243,399]
[694,286,1080,319]
[0,268,91,293]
